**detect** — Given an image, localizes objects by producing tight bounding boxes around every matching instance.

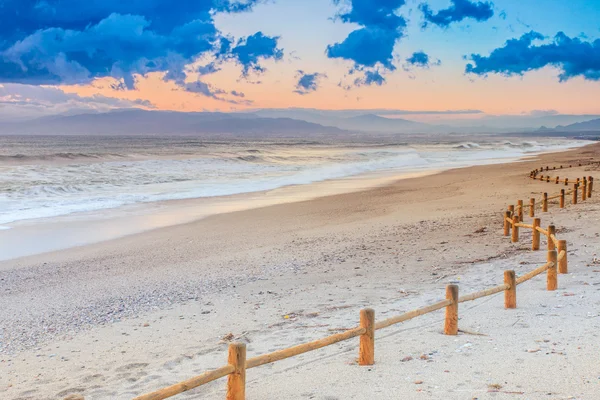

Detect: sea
[0,134,588,259]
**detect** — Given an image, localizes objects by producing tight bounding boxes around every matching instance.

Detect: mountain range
[0,108,599,137]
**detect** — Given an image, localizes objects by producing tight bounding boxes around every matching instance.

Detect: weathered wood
[542,192,548,212]
[133,365,235,400]
[589,176,593,198]
[503,211,511,236]
[532,218,541,251]
[517,200,524,221]
[511,216,519,243]
[444,285,458,335]
[508,204,514,217]
[573,184,578,204]
[227,343,246,400]
[458,283,509,303]
[358,308,375,366]
[558,240,568,274]
[375,299,451,330]
[547,250,558,291]
[516,262,552,285]
[582,177,587,201]
[564,177,568,186]
[504,270,517,309]
[560,189,565,208]
[547,225,556,251]
[555,176,559,184]
[247,326,365,368]
[529,198,535,217]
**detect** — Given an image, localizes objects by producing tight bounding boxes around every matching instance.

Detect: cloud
[465,31,600,82]
[420,0,494,28]
[0,83,153,121]
[405,51,441,68]
[529,109,559,117]
[294,71,326,95]
[327,0,408,86]
[184,80,252,105]
[226,32,284,76]
[0,1,276,89]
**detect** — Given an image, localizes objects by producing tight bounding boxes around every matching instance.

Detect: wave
[454,142,481,149]
[0,152,127,162]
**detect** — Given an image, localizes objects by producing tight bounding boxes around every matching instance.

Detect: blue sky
[0,0,599,119]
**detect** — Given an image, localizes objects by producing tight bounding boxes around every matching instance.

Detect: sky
[0,0,599,121]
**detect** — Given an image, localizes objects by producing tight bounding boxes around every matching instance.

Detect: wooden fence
[76,163,596,400]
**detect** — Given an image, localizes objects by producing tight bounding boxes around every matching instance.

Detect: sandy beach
[1,142,599,400]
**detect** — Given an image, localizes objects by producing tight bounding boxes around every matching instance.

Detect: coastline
[0,140,589,261]
[0,142,599,399]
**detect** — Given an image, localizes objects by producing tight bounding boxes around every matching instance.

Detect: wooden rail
[79,163,596,400]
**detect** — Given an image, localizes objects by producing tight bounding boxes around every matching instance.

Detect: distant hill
[556,118,600,132]
[0,109,349,136]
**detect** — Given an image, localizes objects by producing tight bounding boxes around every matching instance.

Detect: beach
[1,142,599,400]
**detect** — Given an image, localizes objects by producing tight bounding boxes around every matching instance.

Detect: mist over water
[0,135,586,226]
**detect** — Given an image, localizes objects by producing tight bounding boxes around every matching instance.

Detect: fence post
[532,218,541,250]
[504,270,517,309]
[444,284,458,335]
[573,184,578,205]
[529,198,535,217]
[359,308,375,366]
[547,225,556,251]
[503,211,511,236]
[555,176,559,184]
[582,177,587,201]
[542,193,548,212]
[517,200,524,222]
[226,343,246,400]
[589,177,593,198]
[547,250,558,291]
[564,177,568,186]
[511,216,519,243]
[508,204,514,217]
[558,240,568,274]
[546,176,550,183]
[560,189,565,208]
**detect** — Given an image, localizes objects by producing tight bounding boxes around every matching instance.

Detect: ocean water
[0,135,587,227]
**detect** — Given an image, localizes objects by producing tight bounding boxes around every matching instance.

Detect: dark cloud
[355,70,386,86]
[0,1,280,88]
[420,0,494,28]
[184,80,252,105]
[327,0,407,86]
[405,51,441,68]
[465,31,600,82]
[227,32,284,76]
[294,71,326,95]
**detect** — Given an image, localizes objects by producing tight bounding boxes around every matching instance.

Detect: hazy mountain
[555,118,600,132]
[0,109,349,136]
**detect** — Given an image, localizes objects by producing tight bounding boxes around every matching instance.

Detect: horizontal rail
[536,226,549,236]
[515,223,533,229]
[375,299,451,330]
[246,326,365,369]
[516,262,553,285]
[133,365,235,400]
[557,250,566,262]
[458,283,509,303]
[550,234,559,247]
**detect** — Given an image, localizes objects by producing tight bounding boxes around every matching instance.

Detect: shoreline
[0,141,590,261]
[0,142,599,399]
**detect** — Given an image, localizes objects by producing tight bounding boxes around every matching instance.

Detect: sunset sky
[0,0,599,120]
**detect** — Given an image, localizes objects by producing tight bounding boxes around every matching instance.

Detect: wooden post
[508,204,514,218]
[555,176,559,184]
[227,343,246,400]
[548,225,556,251]
[588,177,593,198]
[582,177,587,201]
[542,192,548,212]
[560,189,565,208]
[444,284,458,335]
[564,177,568,186]
[517,200,524,222]
[511,215,519,243]
[547,250,558,291]
[503,211,511,236]
[529,198,535,217]
[359,308,375,366]
[573,184,578,204]
[504,270,517,309]
[558,240,568,274]
[532,218,541,250]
